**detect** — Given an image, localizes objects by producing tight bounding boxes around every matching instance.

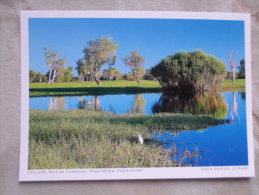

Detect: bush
[150,50,227,93]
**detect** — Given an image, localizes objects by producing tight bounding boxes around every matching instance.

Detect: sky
[29,18,245,75]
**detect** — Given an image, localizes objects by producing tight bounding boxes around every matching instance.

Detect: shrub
[150,50,227,93]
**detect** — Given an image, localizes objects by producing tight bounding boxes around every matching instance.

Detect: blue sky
[29,18,245,75]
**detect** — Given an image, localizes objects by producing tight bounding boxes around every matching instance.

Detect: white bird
[138,134,144,145]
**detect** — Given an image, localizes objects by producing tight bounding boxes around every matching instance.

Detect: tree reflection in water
[152,92,228,119]
[131,94,145,114]
[78,96,102,111]
[48,97,66,110]
[230,92,240,121]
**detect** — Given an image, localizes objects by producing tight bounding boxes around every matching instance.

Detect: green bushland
[150,50,227,93]
[29,109,227,169]
[29,79,245,97]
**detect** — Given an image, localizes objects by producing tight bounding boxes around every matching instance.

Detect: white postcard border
[20,10,254,182]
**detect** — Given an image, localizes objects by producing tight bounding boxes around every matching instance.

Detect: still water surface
[30,92,248,166]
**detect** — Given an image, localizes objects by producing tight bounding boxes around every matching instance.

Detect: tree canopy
[238,59,245,79]
[150,50,227,93]
[123,50,145,84]
[77,36,118,85]
[44,48,66,84]
[101,68,122,81]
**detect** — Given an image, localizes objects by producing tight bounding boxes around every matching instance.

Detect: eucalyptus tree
[78,36,118,85]
[29,70,37,82]
[44,48,66,84]
[123,50,145,84]
[102,68,121,81]
[228,50,237,83]
[76,59,89,81]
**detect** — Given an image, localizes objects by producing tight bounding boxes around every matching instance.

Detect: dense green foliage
[29,70,48,82]
[29,109,227,169]
[151,50,227,93]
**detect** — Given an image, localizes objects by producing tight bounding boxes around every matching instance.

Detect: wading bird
[138,134,144,145]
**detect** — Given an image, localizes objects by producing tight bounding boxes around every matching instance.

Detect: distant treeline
[29,68,155,83]
[30,36,245,85]
[30,59,245,83]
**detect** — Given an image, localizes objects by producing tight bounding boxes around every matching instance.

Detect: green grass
[29,79,246,97]
[29,80,161,97]
[29,109,228,169]
[221,79,245,91]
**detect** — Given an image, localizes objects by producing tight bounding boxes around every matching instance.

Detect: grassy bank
[29,109,227,169]
[29,79,245,97]
[29,80,161,97]
[221,79,245,91]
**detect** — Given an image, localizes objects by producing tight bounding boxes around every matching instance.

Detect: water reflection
[230,92,240,121]
[152,92,228,119]
[131,95,145,113]
[48,97,66,110]
[30,92,248,166]
[78,96,102,111]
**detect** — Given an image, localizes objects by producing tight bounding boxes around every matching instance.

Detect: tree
[55,66,73,83]
[238,59,245,79]
[150,50,227,93]
[122,73,134,81]
[29,70,37,82]
[36,72,46,82]
[44,48,66,84]
[228,50,237,83]
[143,69,155,80]
[101,68,121,81]
[76,59,89,81]
[78,36,118,85]
[123,50,145,84]
[64,67,73,82]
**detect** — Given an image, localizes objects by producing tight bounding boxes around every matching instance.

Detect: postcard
[20,11,254,181]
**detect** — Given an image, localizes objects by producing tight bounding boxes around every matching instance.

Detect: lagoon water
[30,92,248,167]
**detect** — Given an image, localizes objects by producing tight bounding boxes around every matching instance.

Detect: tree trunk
[52,69,57,84]
[232,69,235,83]
[135,75,140,84]
[93,75,100,85]
[48,68,52,84]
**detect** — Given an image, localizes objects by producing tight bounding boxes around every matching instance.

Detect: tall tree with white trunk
[228,50,237,84]
[44,48,66,84]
